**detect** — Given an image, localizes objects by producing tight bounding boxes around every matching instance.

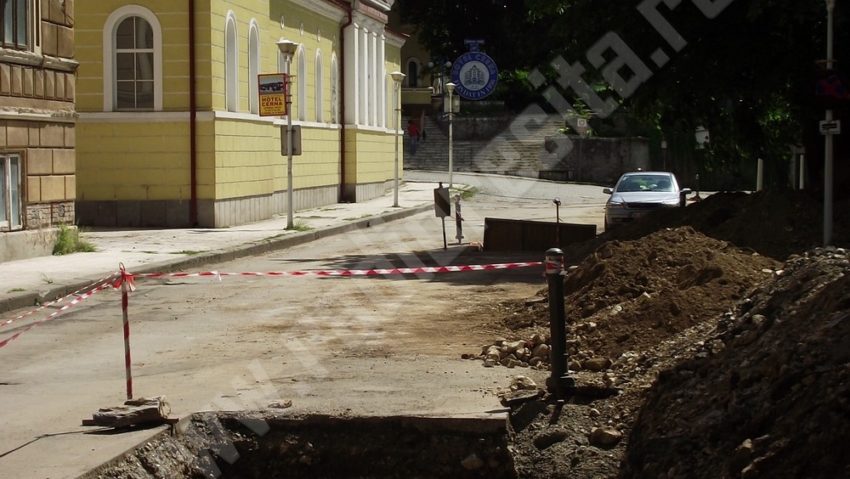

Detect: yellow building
[75,0,404,227]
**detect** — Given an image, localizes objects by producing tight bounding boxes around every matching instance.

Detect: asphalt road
[0,178,607,478]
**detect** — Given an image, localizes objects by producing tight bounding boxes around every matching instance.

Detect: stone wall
[1,0,77,261]
[0,0,77,244]
[541,136,650,185]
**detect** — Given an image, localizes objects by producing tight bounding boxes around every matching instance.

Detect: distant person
[407,120,421,155]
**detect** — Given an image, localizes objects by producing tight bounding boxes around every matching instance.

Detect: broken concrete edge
[75,410,512,479]
[0,204,435,316]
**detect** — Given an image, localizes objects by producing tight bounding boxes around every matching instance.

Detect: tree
[400,0,850,191]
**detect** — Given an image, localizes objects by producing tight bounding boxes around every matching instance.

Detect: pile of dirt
[622,247,850,479]
[472,227,781,477]
[493,227,779,364]
[579,190,850,261]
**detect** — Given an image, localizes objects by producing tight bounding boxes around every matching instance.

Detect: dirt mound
[578,190,850,261]
[486,227,781,478]
[498,227,778,363]
[622,247,850,479]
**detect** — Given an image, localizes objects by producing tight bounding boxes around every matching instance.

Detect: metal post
[441,217,447,250]
[825,0,836,246]
[756,157,764,191]
[446,82,456,188]
[286,76,294,230]
[799,153,806,190]
[695,173,701,200]
[391,72,405,207]
[119,264,133,400]
[553,198,561,247]
[545,248,572,400]
[454,194,463,244]
[277,40,299,230]
[394,83,400,207]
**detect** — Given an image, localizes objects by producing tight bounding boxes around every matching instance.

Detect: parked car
[603,171,692,230]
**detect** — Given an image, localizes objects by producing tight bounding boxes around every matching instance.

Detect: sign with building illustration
[258,73,287,116]
[451,40,498,100]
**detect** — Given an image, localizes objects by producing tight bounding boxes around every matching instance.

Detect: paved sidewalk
[0,182,442,315]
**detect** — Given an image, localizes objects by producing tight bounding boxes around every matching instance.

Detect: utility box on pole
[280,125,302,156]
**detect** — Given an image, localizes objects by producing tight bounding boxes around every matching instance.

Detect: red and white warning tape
[1,273,118,329]
[1,261,541,350]
[128,262,543,280]
[0,280,113,349]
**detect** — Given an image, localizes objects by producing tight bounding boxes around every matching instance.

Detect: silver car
[603,171,691,230]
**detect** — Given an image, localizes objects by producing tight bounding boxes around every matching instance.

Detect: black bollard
[545,248,574,400]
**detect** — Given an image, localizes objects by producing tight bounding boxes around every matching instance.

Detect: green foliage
[452,186,479,200]
[400,0,845,189]
[52,225,95,255]
[290,222,312,232]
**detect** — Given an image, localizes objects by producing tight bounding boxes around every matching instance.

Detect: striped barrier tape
[0,273,118,329]
[0,281,113,349]
[124,262,544,282]
[1,261,542,349]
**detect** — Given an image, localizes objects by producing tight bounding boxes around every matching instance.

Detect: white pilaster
[370,31,378,126]
[378,34,386,128]
[343,23,359,124]
[359,28,369,125]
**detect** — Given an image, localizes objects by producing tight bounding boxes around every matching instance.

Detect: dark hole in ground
[81,411,517,479]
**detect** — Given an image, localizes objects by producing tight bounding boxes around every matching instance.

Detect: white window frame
[315,49,323,123]
[0,153,23,232]
[225,11,239,112]
[248,19,260,115]
[297,46,306,121]
[103,5,163,112]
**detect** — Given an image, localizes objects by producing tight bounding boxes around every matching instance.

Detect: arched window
[248,20,260,114]
[103,6,162,111]
[406,58,420,88]
[315,49,323,122]
[296,46,306,121]
[330,53,339,124]
[225,11,238,112]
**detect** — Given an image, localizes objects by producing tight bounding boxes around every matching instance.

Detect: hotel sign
[258,73,288,116]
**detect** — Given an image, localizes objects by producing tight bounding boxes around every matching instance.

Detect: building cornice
[353,0,388,24]
[79,111,344,131]
[0,49,78,72]
[385,29,406,48]
[0,108,76,123]
[290,0,348,23]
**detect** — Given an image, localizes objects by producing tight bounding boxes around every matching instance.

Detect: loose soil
[472,190,850,478]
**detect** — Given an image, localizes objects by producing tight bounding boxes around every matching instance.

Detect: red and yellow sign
[258,73,288,116]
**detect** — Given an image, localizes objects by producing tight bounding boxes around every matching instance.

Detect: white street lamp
[446,82,456,188]
[277,39,299,230]
[824,0,836,245]
[390,71,406,207]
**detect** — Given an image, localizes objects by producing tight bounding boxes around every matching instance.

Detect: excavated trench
[81,412,516,478]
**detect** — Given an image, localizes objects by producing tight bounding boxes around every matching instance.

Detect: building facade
[75,0,403,228]
[0,0,78,261]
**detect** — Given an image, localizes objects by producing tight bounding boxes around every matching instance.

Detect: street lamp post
[824,0,836,246]
[390,71,406,207]
[446,82,456,188]
[277,39,299,230]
